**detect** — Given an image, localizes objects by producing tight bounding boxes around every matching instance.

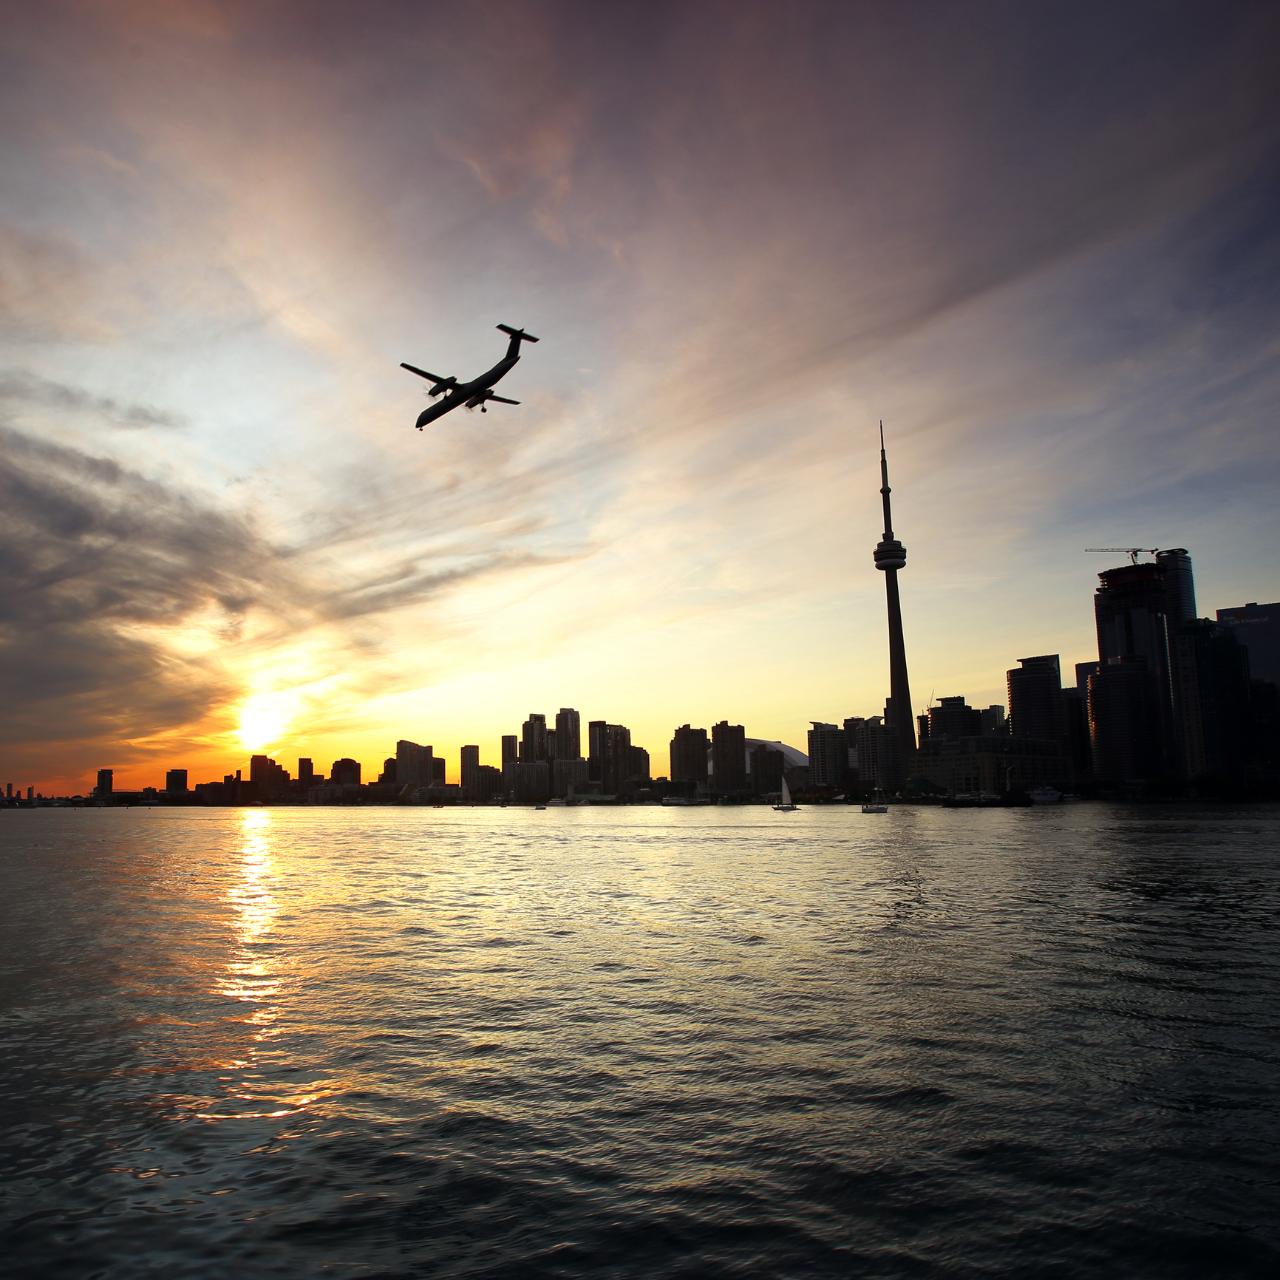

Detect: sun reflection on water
[202,809,330,1121]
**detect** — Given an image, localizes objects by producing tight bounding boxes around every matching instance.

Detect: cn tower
[873,422,916,787]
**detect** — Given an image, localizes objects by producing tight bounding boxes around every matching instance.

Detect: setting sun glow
[237,694,295,753]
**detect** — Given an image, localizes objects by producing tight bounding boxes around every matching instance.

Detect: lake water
[2,804,1278,1277]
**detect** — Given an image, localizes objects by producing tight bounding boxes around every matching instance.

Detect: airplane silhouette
[401,324,539,430]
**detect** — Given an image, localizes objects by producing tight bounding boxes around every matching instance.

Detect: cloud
[0,422,299,750]
[0,370,187,430]
[0,411,590,781]
[0,224,114,343]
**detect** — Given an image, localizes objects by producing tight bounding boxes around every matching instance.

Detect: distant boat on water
[1029,786,1062,804]
[772,777,799,812]
[861,790,888,814]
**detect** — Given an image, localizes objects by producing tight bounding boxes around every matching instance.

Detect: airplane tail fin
[497,323,539,357]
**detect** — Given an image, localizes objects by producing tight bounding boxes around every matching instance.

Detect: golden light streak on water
[201,808,324,1120]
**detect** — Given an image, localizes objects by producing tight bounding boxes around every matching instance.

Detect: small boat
[1028,785,1062,805]
[772,777,799,812]
[861,789,888,814]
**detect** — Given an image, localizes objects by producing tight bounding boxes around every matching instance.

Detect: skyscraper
[1156,548,1197,626]
[807,722,849,789]
[1091,561,1181,782]
[1007,655,1066,745]
[554,707,581,760]
[396,740,434,787]
[927,696,982,742]
[460,745,480,799]
[589,720,633,795]
[749,743,785,797]
[1172,621,1252,783]
[1216,602,1280,688]
[95,768,112,798]
[873,423,916,789]
[669,724,709,791]
[711,720,747,796]
[520,713,548,763]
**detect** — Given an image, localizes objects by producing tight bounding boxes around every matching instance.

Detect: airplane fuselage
[405,324,538,430]
[415,352,519,428]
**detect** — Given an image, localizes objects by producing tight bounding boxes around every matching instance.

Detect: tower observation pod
[873,422,916,789]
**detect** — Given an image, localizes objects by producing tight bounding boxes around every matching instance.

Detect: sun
[236,692,295,753]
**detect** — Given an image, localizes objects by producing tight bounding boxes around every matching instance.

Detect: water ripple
[2,804,1279,1277]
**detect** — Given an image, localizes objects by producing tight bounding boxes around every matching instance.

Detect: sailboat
[773,777,799,812]
[861,790,888,814]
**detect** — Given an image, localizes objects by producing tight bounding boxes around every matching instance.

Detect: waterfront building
[554,708,581,760]
[396,740,434,788]
[474,764,504,801]
[916,735,1066,796]
[1157,547,1197,626]
[928,696,982,743]
[589,721,634,795]
[520,713,548,763]
[511,760,551,803]
[298,758,315,787]
[1007,656,1066,745]
[669,724,709,791]
[849,716,892,792]
[1172,620,1252,784]
[750,743,785,797]
[250,754,291,799]
[330,758,361,787]
[628,746,651,790]
[807,722,849,789]
[711,720,747,796]
[164,769,188,794]
[460,745,480,799]
[1216,602,1280,688]
[552,756,590,799]
[1088,659,1160,788]
[95,768,113,798]
[1091,562,1180,783]
[501,735,518,767]
[980,705,1007,736]
[1062,686,1093,783]
[872,424,916,790]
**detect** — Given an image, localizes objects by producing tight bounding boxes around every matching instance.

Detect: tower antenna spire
[879,419,894,538]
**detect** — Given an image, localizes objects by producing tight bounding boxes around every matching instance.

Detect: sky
[3,0,1279,794]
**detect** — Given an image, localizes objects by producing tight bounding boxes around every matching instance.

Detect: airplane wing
[486,394,520,405]
[400,362,450,386]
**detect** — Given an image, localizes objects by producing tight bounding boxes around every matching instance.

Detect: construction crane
[1085,547,1159,565]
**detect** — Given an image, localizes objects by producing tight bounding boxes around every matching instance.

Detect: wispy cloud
[0,370,187,430]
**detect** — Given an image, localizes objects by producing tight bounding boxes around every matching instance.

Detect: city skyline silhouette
[3,3,1278,797]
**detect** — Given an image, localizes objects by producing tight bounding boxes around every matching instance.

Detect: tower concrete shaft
[873,423,916,786]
